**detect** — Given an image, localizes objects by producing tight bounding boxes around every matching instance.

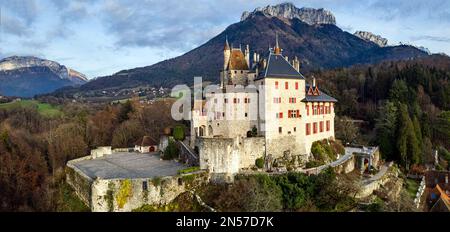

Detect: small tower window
[142,181,148,191]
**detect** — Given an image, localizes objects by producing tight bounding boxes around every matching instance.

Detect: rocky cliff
[354,31,388,47]
[0,56,88,97]
[0,56,88,83]
[241,2,336,25]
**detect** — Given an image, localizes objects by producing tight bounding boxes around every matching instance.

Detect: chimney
[285,56,289,62]
[312,77,316,88]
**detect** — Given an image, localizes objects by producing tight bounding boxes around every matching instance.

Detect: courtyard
[72,152,187,179]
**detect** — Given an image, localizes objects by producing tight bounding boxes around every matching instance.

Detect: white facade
[191,38,337,173]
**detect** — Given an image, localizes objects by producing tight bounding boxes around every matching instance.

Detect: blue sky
[1,0,449,79]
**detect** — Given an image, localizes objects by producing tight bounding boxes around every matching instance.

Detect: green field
[0,100,63,117]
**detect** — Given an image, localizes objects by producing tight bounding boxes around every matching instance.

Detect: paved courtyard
[72,152,187,179]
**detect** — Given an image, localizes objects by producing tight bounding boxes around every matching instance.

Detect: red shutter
[285,82,288,89]
[275,81,279,89]
[295,82,298,90]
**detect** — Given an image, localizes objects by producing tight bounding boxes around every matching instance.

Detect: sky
[1,0,450,79]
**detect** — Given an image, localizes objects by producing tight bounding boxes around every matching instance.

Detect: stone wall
[90,172,209,212]
[356,163,397,199]
[66,162,209,212]
[333,155,355,174]
[91,146,112,159]
[197,137,265,177]
[66,159,94,207]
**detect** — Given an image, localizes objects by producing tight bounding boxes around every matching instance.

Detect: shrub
[163,139,179,160]
[178,166,200,174]
[173,125,185,141]
[305,160,325,169]
[439,147,450,162]
[255,158,264,169]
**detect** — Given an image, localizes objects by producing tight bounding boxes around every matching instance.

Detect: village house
[425,171,450,212]
[134,136,158,153]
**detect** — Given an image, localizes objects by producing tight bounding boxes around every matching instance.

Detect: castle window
[293,127,296,132]
[326,120,330,131]
[142,181,148,191]
[320,105,324,114]
[273,97,281,103]
[313,123,318,134]
[276,112,283,119]
[245,113,248,117]
[320,121,324,132]
[313,105,318,115]
[275,81,279,89]
[279,127,282,134]
[241,70,243,74]
[234,71,237,74]
[288,110,300,118]
[285,82,289,89]
[306,123,311,135]
[295,82,298,90]
[289,97,296,103]
[224,98,228,103]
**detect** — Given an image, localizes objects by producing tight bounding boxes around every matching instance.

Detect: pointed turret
[224,35,230,51]
[274,33,281,55]
[223,36,231,70]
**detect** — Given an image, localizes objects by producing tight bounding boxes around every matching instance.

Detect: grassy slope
[0,100,63,117]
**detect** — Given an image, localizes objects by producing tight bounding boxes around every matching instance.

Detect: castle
[191,36,337,177]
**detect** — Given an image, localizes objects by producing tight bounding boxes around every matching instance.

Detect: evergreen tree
[412,116,423,152]
[375,101,398,160]
[118,100,134,123]
[389,79,409,103]
[396,104,421,168]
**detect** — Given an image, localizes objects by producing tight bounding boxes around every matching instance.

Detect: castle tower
[274,33,281,55]
[245,44,250,68]
[223,36,231,70]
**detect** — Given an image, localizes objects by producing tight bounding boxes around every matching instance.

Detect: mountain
[0,56,87,97]
[58,2,428,96]
[241,2,336,25]
[354,31,388,47]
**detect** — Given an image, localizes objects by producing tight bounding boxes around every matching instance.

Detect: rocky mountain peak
[0,56,88,83]
[241,2,336,25]
[354,31,388,47]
